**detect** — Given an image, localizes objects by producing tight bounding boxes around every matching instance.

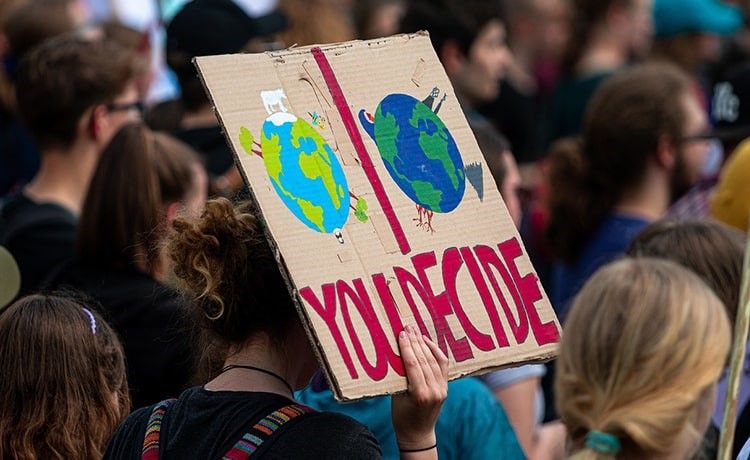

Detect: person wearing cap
[163,0,287,198]
[651,0,743,107]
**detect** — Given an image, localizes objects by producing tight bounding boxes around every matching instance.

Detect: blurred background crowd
[3,0,750,459]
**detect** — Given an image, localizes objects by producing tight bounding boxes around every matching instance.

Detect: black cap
[166,0,287,57]
[712,63,750,145]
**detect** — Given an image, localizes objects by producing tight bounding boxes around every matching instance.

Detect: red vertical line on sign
[311,47,411,255]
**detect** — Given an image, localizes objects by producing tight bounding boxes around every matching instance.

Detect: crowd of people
[2,0,750,458]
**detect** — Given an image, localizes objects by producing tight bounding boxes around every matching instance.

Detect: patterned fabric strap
[222,404,315,460]
[141,398,177,460]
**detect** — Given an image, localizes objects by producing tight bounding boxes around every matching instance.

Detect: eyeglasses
[105,101,144,117]
[681,130,715,143]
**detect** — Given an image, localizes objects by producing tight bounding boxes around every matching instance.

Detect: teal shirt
[297,377,526,460]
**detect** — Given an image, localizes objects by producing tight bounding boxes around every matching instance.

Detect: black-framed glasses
[105,101,144,117]
[681,130,716,143]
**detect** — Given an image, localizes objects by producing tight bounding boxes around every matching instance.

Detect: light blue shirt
[297,377,526,460]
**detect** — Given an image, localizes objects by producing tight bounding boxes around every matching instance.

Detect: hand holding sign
[392,325,448,455]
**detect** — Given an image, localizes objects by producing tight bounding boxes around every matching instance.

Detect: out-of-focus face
[532,0,571,60]
[626,0,654,58]
[670,90,711,202]
[453,20,509,106]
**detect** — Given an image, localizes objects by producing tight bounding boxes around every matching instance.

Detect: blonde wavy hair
[556,258,730,459]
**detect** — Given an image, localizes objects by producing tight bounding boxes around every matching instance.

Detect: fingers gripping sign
[392,325,448,458]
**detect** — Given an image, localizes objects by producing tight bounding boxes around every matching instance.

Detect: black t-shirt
[104,387,381,459]
[0,193,75,296]
[54,263,196,410]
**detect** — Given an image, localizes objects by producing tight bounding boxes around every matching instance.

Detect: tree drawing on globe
[358,87,465,233]
[239,89,369,243]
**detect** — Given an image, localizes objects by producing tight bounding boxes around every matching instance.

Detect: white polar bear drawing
[261,89,288,114]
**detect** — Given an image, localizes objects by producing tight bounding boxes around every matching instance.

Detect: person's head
[545,62,708,263]
[557,258,730,460]
[502,0,570,62]
[14,35,141,153]
[561,0,653,75]
[167,198,302,380]
[651,0,742,74]
[470,120,522,227]
[5,0,82,62]
[354,0,405,39]
[627,219,745,328]
[400,0,509,107]
[166,0,287,112]
[101,20,152,100]
[76,123,207,279]
[0,294,129,460]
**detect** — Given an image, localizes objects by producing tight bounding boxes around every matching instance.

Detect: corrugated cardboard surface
[195,32,561,401]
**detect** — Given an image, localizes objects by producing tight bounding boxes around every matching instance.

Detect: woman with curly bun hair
[556,258,730,459]
[104,198,448,459]
[0,294,129,460]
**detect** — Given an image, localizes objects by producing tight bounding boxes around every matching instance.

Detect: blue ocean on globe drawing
[260,112,349,234]
[360,93,465,213]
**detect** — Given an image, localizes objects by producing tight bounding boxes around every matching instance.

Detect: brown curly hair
[0,294,129,460]
[167,198,298,377]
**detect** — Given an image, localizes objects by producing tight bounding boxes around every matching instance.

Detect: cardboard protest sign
[195,32,561,401]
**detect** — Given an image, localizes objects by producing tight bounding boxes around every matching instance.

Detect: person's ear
[655,134,677,169]
[88,104,108,141]
[165,201,181,230]
[440,40,465,76]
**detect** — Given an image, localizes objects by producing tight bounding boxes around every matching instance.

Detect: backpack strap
[221,404,316,460]
[141,398,177,460]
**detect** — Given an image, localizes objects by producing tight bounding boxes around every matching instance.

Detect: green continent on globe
[409,102,462,190]
[261,127,327,232]
[291,120,345,211]
[410,180,444,211]
[373,110,400,173]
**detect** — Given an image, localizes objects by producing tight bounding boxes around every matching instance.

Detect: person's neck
[24,142,99,216]
[180,105,219,130]
[204,335,301,399]
[576,31,628,77]
[613,170,670,222]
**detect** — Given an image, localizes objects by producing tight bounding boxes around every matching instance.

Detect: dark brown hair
[76,123,201,276]
[561,0,629,75]
[400,0,505,58]
[545,62,691,263]
[167,198,298,377]
[5,0,76,58]
[627,219,745,327]
[14,35,139,149]
[0,294,129,460]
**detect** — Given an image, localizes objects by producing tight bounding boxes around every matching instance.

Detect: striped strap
[222,404,315,460]
[141,398,177,460]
